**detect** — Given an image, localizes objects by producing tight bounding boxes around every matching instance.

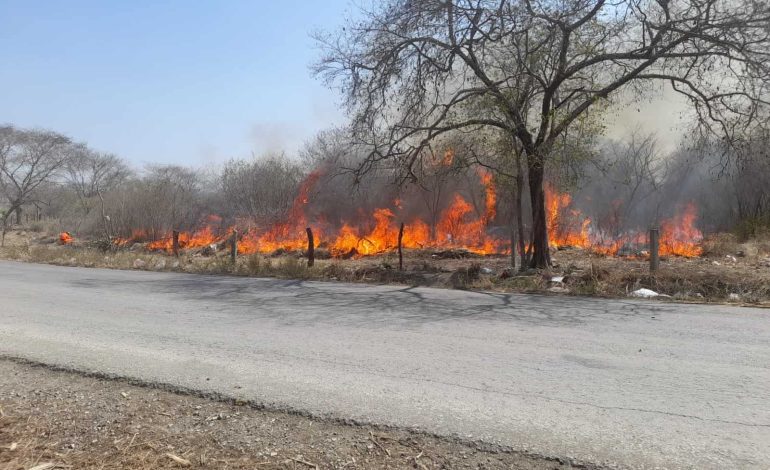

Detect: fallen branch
[412,451,429,470]
[27,464,71,470]
[165,453,192,467]
[121,433,137,454]
[369,431,391,457]
[286,456,319,469]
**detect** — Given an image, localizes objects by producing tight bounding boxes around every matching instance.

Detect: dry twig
[369,431,391,457]
[413,450,429,470]
[287,456,319,469]
[165,452,192,467]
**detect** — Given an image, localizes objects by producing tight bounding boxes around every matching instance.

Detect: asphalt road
[0,261,768,469]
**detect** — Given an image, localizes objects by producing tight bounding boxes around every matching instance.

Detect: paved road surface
[0,261,768,469]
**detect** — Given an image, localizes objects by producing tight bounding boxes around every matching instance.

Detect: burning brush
[109,170,703,260]
[59,232,73,245]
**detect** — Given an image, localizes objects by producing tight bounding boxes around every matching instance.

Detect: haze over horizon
[1,1,687,166]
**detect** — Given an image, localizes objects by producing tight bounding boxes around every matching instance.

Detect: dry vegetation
[2,228,769,305]
[0,359,578,470]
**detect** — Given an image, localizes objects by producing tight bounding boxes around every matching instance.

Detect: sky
[0,1,688,167]
[0,0,352,166]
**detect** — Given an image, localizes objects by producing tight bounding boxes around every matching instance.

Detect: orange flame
[59,232,73,244]
[113,229,149,247]
[114,167,703,260]
[238,171,322,254]
[479,169,496,222]
[545,184,591,250]
[660,203,703,257]
[544,184,703,257]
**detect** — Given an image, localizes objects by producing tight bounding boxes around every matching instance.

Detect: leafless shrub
[220,154,303,226]
[108,165,206,240]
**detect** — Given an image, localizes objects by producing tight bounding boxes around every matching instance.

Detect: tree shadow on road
[68,271,678,328]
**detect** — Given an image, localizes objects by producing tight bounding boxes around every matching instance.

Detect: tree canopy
[316,0,770,267]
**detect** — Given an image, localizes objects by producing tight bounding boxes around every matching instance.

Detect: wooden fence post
[306,227,315,267]
[397,222,404,271]
[649,227,659,272]
[172,230,180,257]
[230,229,238,264]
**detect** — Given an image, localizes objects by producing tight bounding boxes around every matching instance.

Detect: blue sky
[0,1,352,165]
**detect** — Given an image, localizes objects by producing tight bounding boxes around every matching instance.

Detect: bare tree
[105,165,203,241]
[412,146,464,239]
[315,0,770,267]
[65,148,131,237]
[221,154,304,226]
[0,126,73,245]
[590,132,666,238]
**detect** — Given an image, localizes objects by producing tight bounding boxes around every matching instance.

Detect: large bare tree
[315,0,770,267]
[65,148,131,237]
[0,126,73,245]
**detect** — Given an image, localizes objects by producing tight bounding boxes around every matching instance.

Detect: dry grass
[2,228,770,305]
[0,359,571,470]
[562,258,770,303]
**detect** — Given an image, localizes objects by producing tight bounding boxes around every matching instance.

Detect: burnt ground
[0,359,578,470]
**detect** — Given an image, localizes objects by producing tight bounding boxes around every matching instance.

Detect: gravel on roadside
[0,359,579,470]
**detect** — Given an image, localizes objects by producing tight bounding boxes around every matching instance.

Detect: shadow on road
[68,270,672,327]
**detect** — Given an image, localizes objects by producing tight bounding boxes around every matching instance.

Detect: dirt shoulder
[0,359,580,470]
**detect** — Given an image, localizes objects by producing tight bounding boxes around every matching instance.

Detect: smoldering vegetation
[569,133,770,239]
[2,123,770,255]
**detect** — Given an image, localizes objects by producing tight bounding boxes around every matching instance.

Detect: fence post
[649,227,660,272]
[230,229,238,264]
[306,227,315,267]
[398,222,404,271]
[172,230,180,257]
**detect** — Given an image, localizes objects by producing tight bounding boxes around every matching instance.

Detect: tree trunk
[97,188,112,240]
[509,198,516,269]
[0,214,8,247]
[172,230,180,257]
[527,155,551,269]
[15,207,22,225]
[230,229,238,264]
[514,151,527,270]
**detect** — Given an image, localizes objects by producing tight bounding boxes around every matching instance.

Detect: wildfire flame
[112,166,703,260]
[59,232,73,245]
[479,169,496,222]
[113,229,150,247]
[544,184,702,257]
[660,203,703,257]
[546,185,591,249]
[239,171,322,254]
